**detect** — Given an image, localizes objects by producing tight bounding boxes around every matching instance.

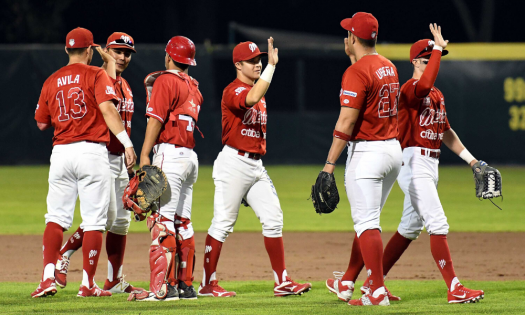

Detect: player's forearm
[99,101,126,136]
[102,62,117,80]
[415,49,442,98]
[322,108,358,173]
[246,64,276,106]
[323,138,349,173]
[140,118,162,159]
[443,129,477,166]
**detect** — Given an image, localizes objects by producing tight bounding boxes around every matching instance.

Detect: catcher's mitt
[122,165,168,221]
[310,171,340,214]
[472,160,502,209]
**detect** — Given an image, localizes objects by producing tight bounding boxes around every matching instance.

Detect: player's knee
[427,223,449,236]
[261,221,283,238]
[397,228,422,240]
[207,227,229,243]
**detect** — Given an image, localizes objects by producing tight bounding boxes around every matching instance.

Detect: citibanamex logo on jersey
[419,108,446,126]
[242,108,267,125]
[420,129,444,140]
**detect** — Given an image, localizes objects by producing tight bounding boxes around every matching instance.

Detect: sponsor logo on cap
[343,90,357,97]
[249,43,257,52]
[121,35,132,44]
[371,32,376,39]
[428,40,435,46]
[69,39,75,47]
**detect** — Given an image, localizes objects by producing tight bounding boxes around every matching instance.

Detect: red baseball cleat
[361,280,400,301]
[198,280,236,297]
[274,277,312,297]
[348,287,390,306]
[326,272,354,301]
[103,276,144,294]
[77,284,112,297]
[448,284,484,304]
[54,255,70,288]
[31,277,57,298]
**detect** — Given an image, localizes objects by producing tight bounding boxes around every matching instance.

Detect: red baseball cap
[232,42,267,64]
[106,32,136,53]
[341,12,378,40]
[410,39,449,62]
[66,27,99,48]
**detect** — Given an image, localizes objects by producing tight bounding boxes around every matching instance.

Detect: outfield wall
[1,43,524,165]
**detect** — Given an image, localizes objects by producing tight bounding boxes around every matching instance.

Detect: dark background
[1,0,524,165]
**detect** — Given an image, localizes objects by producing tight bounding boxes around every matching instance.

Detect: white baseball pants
[345,139,402,237]
[104,153,132,235]
[153,143,198,239]
[396,147,449,240]
[208,145,283,242]
[46,141,110,232]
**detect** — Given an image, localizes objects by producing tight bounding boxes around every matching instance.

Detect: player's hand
[125,147,137,169]
[140,154,151,168]
[268,37,279,66]
[96,46,116,64]
[429,23,448,49]
[344,38,356,64]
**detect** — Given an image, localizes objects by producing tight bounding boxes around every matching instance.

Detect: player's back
[341,55,399,141]
[36,63,117,145]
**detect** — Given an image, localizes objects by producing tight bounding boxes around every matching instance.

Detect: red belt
[237,149,261,160]
[421,149,440,159]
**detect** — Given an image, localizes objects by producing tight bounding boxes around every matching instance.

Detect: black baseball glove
[123,165,168,221]
[310,171,340,214]
[472,160,502,209]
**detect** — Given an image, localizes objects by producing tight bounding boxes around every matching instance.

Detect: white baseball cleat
[326,271,354,301]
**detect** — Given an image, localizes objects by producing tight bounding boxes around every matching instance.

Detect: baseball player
[54,32,143,294]
[137,36,202,301]
[32,27,136,298]
[322,13,402,306]
[198,38,312,298]
[358,24,485,304]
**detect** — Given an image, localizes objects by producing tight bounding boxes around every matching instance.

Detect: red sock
[341,233,365,283]
[82,231,103,288]
[430,234,457,290]
[106,232,126,282]
[43,222,64,279]
[264,237,286,284]
[382,231,413,276]
[359,229,384,292]
[60,227,84,258]
[202,234,223,285]
[177,236,195,286]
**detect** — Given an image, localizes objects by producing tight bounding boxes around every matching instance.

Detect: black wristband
[326,161,336,166]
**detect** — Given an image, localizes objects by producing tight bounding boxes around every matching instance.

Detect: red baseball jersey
[221,78,267,155]
[340,55,399,141]
[145,71,203,149]
[398,78,451,150]
[107,76,134,154]
[35,63,118,145]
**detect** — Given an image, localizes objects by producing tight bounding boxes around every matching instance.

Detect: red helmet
[165,36,196,66]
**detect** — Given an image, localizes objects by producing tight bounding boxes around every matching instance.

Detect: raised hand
[429,23,449,49]
[268,37,279,66]
[95,46,116,64]
[344,38,356,64]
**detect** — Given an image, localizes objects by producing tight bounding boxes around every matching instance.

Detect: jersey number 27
[378,83,399,118]
[56,87,87,122]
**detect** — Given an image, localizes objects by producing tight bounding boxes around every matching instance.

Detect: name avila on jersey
[419,108,447,126]
[241,128,266,139]
[242,108,267,125]
[57,75,80,87]
[375,66,396,80]
[420,129,444,140]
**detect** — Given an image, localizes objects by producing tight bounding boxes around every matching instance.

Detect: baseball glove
[310,171,340,214]
[472,160,502,209]
[123,165,168,221]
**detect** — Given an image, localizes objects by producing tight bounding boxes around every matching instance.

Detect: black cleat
[178,282,197,300]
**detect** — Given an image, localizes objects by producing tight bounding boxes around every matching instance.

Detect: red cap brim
[340,18,353,31]
[234,51,267,63]
[418,49,449,59]
[106,44,136,53]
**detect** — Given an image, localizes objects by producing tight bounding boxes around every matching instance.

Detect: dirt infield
[4,232,524,283]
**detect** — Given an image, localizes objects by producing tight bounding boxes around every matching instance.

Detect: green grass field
[0,165,522,314]
[2,281,524,314]
[0,165,521,235]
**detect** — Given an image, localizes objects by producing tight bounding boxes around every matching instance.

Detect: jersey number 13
[56,87,88,122]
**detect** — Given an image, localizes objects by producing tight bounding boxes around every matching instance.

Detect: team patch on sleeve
[342,90,357,97]
[106,85,116,95]
[235,87,247,95]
